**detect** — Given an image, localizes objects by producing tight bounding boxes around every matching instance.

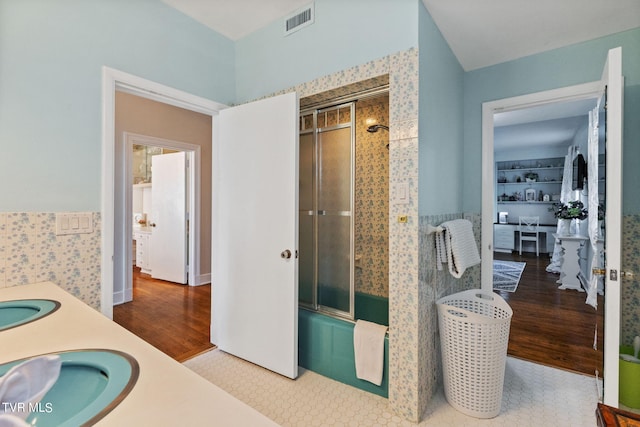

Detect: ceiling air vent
[284,3,314,36]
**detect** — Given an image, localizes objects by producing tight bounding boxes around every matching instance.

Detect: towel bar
[426,224,443,234]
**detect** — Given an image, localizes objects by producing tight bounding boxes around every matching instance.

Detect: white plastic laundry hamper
[437,289,513,418]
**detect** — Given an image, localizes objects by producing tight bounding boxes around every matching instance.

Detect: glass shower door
[299,104,355,319]
[299,126,315,307]
[317,126,353,315]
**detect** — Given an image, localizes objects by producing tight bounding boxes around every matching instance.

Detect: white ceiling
[422,0,640,71]
[494,98,600,151]
[161,0,638,151]
[494,116,586,151]
[162,0,640,71]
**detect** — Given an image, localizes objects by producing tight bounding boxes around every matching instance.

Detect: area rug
[493,260,526,292]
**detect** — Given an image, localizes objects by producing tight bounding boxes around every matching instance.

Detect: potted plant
[549,200,588,235]
[524,172,538,183]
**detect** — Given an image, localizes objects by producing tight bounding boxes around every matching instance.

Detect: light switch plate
[394,182,409,205]
[56,212,94,235]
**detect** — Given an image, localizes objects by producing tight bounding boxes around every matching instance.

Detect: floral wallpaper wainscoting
[0,212,101,310]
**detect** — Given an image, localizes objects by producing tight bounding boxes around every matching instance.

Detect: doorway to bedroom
[487,93,606,376]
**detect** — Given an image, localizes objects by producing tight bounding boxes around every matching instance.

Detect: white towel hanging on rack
[432,219,480,278]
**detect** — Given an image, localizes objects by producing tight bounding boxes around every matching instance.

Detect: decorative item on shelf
[524,172,538,183]
[497,172,507,183]
[134,213,147,226]
[543,194,550,202]
[525,188,536,201]
[538,191,543,201]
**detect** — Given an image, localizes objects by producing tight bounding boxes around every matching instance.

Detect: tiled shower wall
[0,212,101,310]
[355,97,389,298]
[286,49,487,423]
[271,48,425,421]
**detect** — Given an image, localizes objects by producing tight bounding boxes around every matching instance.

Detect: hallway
[113,268,213,362]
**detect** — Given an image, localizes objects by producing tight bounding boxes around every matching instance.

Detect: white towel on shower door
[353,320,387,386]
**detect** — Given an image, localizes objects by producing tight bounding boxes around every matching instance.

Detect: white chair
[519,216,540,256]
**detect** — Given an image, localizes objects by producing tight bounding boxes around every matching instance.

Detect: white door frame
[481,71,621,403]
[481,80,601,291]
[124,133,199,298]
[101,66,226,318]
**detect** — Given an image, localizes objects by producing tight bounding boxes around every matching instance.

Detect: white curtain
[586,106,601,308]
[546,146,579,273]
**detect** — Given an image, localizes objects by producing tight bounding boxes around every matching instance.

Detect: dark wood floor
[113,268,214,362]
[495,251,604,376]
[115,257,603,375]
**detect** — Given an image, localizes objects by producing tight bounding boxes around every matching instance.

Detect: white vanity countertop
[0,282,279,426]
[132,225,152,234]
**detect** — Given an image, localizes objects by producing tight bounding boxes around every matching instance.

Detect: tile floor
[184,349,600,426]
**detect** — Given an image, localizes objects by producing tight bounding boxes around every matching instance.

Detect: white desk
[553,234,589,291]
[494,223,557,254]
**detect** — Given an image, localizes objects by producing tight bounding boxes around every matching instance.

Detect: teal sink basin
[0,349,139,426]
[0,299,61,331]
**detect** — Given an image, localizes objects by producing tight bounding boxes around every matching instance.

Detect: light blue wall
[235,0,419,103]
[418,3,464,215]
[462,28,640,214]
[0,0,235,212]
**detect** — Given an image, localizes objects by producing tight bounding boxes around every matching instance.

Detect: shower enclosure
[299,102,355,320]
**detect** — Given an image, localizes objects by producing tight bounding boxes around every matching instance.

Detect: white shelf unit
[496,157,564,203]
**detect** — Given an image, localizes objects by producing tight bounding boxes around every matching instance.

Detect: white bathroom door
[150,151,188,284]
[212,92,299,379]
[601,46,623,407]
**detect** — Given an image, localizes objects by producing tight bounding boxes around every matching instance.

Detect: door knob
[281,249,292,259]
[149,222,156,227]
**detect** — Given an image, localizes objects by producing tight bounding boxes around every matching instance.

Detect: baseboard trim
[193,273,211,286]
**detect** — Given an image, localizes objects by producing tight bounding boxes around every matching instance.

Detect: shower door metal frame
[299,102,355,321]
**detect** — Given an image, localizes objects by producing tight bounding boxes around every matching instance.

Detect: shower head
[366,124,389,133]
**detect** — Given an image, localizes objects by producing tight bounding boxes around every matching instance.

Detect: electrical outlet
[398,215,408,223]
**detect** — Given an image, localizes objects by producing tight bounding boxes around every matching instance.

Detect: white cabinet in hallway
[133,229,152,275]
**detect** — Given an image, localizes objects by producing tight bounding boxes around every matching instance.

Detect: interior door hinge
[609,270,636,281]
